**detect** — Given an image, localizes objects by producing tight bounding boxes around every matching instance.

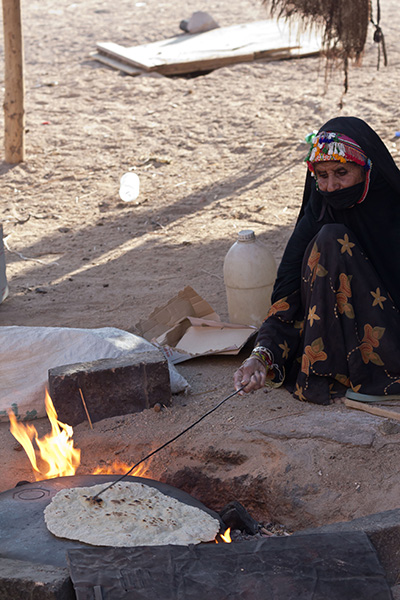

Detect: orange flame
[221,527,232,543]
[9,391,151,482]
[92,459,149,478]
[9,390,81,480]
[216,527,232,544]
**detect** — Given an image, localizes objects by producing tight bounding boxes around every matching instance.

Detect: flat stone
[379,420,400,436]
[245,407,376,447]
[48,351,171,426]
[392,584,400,599]
[297,508,400,585]
[0,558,73,600]
[67,532,392,600]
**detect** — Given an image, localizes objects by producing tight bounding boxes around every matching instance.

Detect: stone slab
[297,508,400,584]
[48,351,171,426]
[245,408,377,447]
[392,584,400,599]
[0,558,73,600]
[67,532,391,600]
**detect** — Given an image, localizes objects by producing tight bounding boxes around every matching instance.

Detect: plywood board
[90,52,144,76]
[96,19,322,76]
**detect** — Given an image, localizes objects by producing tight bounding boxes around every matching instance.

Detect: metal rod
[90,386,244,502]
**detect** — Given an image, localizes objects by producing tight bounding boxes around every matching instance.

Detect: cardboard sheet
[175,324,255,355]
[136,287,219,339]
[136,287,257,363]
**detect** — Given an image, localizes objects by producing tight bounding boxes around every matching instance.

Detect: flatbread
[44,481,220,547]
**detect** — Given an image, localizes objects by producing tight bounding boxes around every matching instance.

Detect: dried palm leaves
[263,0,386,91]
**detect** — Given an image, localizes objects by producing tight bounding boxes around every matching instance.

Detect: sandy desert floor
[1,0,400,532]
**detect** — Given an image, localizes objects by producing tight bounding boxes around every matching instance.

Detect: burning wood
[215,527,232,543]
[7,391,268,551]
[8,390,148,481]
[92,460,148,477]
[8,390,80,480]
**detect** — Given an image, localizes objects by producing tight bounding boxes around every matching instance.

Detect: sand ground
[1,0,400,531]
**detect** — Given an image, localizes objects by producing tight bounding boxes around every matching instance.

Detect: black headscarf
[272,117,400,310]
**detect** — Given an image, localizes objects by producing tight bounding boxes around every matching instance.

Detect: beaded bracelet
[250,346,274,370]
[245,345,285,388]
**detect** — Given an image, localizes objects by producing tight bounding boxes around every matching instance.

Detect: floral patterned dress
[257,223,400,404]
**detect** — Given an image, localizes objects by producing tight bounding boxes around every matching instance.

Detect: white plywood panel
[96,19,322,75]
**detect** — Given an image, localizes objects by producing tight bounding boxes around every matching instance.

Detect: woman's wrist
[241,355,267,371]
[249,346,285,388]
[250,346,274,370]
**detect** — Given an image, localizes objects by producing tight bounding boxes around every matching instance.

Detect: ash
[218,500,292,541]
[230,522,292,542]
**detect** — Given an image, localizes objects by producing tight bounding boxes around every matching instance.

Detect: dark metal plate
[0,474,223,568]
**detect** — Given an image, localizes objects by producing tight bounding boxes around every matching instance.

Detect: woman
[234,116,400,404]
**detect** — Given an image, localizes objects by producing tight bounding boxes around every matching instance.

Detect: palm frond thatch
[263,0,372,90]
[264,0,370,57]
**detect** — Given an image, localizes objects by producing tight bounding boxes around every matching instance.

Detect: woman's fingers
[243,370,263,392]
[233,367,246,391]
[234,358,267,393]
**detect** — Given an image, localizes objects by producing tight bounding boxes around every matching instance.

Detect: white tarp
[0,326,189,422]
[0,225,8,304]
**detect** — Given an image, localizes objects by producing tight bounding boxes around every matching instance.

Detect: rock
[179,11,219,34]
[245,407,376,447]
[48,351,171,426]
[0,558,73,600]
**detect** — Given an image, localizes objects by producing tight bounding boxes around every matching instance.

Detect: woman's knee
[315,224,353,246]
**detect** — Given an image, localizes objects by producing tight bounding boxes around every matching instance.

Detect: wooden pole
[2,0,25,163]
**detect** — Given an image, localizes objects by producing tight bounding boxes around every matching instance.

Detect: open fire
[92,460,148,477]
[8,390,146,481]
[216,528,231,543]
[8,391,232,545]
[9,390,80,480]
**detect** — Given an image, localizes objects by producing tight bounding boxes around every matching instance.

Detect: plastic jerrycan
[223,230,277,327]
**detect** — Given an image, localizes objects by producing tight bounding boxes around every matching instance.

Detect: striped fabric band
[306,131,371,172]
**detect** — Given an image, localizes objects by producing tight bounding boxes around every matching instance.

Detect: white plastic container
[223,230,276,327]
[119,172,140,202]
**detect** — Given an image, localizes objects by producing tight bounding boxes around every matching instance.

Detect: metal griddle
[0,475,223,568]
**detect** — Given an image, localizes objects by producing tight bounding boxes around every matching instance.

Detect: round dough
[44,481,220,547]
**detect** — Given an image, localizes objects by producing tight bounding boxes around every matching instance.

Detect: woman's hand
[234,357,267,394]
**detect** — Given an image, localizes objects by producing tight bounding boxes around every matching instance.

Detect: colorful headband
[305,131,371,170]
[305,131,372,204]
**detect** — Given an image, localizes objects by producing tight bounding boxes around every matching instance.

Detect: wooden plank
[96,44,320,76]
[96,19,321,76]
[344,398,400,422]
[90,52,144,76]
[96,41,255,74]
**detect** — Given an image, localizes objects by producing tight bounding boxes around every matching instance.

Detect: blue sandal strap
[345,389,400,403]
